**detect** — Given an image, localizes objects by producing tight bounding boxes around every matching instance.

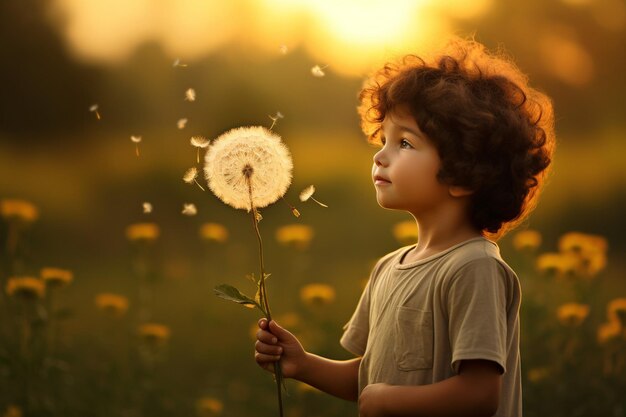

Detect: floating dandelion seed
[143,202,153,214]
[172,58,187,68]
[269,111,284,130]
[185,88,196,101]
[89,104,101,120]
[204,126,293,211]
[183,167,206,191]
[177,118,188,129]
[311,65,327,77]
[279,44,288,54]
[130,135,142,156]
[191,136,210,163]
[299,185,328,207]
[182,203,197,216]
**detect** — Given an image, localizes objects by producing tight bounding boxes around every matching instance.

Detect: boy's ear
[448,185,474,198]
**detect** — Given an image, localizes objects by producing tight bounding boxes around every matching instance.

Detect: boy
[255,38,555,417]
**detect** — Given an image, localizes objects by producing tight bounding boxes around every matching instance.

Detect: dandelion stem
[247,176,283,417]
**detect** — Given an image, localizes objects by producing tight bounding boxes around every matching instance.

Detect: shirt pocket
[393,306,434,371]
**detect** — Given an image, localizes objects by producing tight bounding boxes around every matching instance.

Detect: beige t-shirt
[340,237,522,417]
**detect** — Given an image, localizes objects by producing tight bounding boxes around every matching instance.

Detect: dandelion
[130,135,142,156]
[557,303,590,327]
[183,167,206,191]
[204,126,293,211]
[95,293,129,317]
[597,321,623,345]
[125,223,160,242]
[300,283,336,306]
[559,231,608,254]
[207,125,293,416]
[40,267,73,288]
[0,199,39,224]
[191,136,210,163]
[196,397,224,417]
[199,223,229,243]
[138,323,171,345]
[311,65,327,77]
[279,45,288,55]
[392,220,418,245]
[143,202,153,214]
[6,277,45,300]
[512,229,542,252]
[185,88,196,102]
[182,203,197,216]
[299,185,328,208]
[173,58,187,68]
[177,118,189,129]
[89,104,101,120]
[608,298,626,325]
[275,224,314,250]
[269,111,284,130]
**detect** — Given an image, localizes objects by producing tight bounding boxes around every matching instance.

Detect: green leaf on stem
[214,284,264,312]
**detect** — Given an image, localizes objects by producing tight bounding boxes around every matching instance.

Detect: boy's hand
[255,318,307,379]
[358,383,391,417]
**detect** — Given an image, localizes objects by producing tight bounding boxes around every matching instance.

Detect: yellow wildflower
[139,323,171,344]
[125,223,160,242]
[199,223,229,243]
[512,229,541,251]
[95,293,129,317]
[0,199,39,224]
[536,252,579,277]
[275,312,300,329]
[558,232,608,255]
[557,303,590,327]
[607,298,626,325]
[41,267,73,288]
[196,397,223,416]
[527,367,549,383]
[597,321,623,345]
[275,224,314,249]
[6,277,45,299]
[392,220,418,244]
[300,283,336,306]
[2,405,22,417]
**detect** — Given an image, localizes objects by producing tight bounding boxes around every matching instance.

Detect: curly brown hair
[358,38,556,240]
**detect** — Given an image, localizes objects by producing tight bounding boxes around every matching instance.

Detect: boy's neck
[404,206,483,263]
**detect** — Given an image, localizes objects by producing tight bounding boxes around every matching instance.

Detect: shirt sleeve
[339,277,372,356]
[446,257,510,375]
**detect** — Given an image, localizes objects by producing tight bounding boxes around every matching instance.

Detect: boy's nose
[373,149,388,167]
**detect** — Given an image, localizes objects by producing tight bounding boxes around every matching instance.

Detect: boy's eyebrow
[396,124,423,138]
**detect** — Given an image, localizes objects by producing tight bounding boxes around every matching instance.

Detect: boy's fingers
[258,318,268,329]
[255,352,281,364]
[268,320,291,341]
[256,329,278,344]
[255,340,283,355]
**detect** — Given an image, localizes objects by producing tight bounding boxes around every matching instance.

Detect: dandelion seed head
[130,135,142,143]
[311,65,325,77]
[182,203,197,216]
[89,104,99,112]
[191,136,209,148]
[185,88,196,101]
[204,126,293,211]
[183,167,198,183]
[177,118,188,129]
[143,202,153,214]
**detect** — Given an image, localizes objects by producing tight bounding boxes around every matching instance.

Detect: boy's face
[372,106,451,215]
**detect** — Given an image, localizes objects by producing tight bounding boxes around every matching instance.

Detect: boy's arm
[359,359,502,417]
[255,319,360,402]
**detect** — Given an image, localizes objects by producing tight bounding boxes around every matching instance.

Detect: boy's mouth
[373,175,391,184]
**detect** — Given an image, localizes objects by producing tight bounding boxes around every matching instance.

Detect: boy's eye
[400,139,413,149]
